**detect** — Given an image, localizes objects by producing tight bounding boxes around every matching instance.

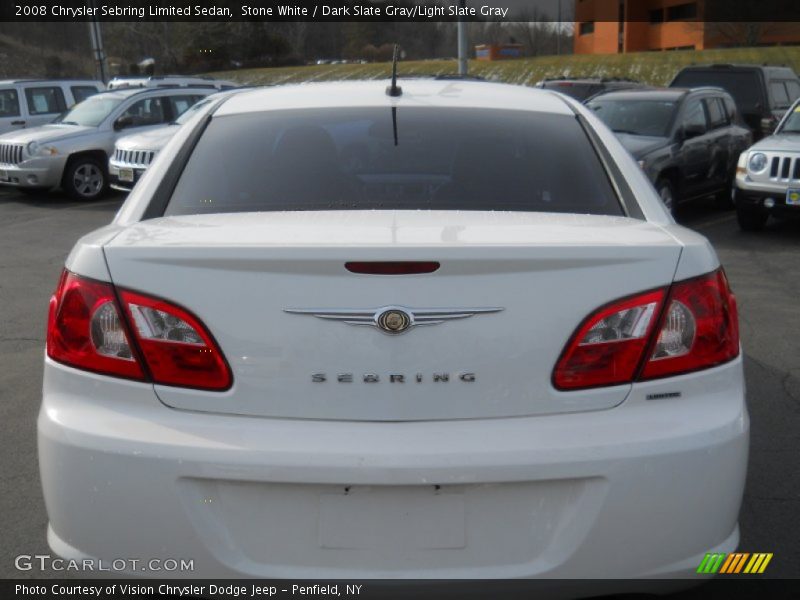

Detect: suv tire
[63,156,108,201]
[736,205,768,231]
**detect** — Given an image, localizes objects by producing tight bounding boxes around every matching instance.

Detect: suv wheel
[656,178,676,214]
[736,205,768,231]
[63,157,108,200]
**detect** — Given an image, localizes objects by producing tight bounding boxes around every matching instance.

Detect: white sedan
[40,80,747,584]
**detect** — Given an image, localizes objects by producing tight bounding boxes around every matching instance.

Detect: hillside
[0,34,93,80]
[210,46,800,88]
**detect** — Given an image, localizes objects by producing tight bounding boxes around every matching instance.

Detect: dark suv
[587,87,752,212]
[670,64,800,140]
[534,77,646,102]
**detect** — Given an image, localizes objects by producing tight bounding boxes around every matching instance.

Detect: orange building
[574,0,800,54]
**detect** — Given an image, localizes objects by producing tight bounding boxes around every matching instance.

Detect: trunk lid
[103,211,681,421]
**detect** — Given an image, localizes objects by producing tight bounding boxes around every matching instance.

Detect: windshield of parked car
[55,94,125,127]
[778,105,800,133]
[588,98,677,137]
[164,107,622,217]
[671,71,762,112]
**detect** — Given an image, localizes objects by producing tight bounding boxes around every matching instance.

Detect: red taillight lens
[47,270,232,391]
[47,271,145,381]
[640,270,739,380]
[553,269,739,390]
[119,290,232,391]
[553,289,665,390]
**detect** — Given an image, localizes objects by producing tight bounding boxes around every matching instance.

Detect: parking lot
[1,186,798,580]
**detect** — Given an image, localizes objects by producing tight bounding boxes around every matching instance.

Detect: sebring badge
[284,305,503,335]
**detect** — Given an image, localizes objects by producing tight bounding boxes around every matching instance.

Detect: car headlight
[26,141,58,157]
[748,152,768,173]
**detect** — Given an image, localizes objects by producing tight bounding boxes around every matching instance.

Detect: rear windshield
[165,107,622,217]
[671,70,762,112]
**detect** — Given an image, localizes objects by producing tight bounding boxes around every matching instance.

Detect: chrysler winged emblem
[284,305,503,335]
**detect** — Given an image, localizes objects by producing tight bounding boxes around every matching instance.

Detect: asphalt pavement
[0,188,798,584]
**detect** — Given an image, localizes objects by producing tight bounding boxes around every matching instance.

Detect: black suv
[670,64,800,140]
[587,87,752,212]
[534,77,646,102]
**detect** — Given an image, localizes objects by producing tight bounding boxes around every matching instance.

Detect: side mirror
[113,115,134,131]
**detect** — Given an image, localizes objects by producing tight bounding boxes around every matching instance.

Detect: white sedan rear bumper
[39,356,748,581]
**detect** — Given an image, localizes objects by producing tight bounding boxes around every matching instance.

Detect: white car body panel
[42,80,747,583]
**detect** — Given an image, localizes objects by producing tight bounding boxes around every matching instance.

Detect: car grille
[0,143,24,165]
[769,154,800,182]
[113,148,157,168]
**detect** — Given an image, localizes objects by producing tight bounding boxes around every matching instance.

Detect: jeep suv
[0,87,213,200]
[587,87,752,212]
[734,96,800,230]
[670,64,800,140]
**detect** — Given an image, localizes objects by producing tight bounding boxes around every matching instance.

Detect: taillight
[47,270,232,391]
[553,289,665,390]
[640,270,739,381]
[553,269,739,390]
[119,290,232,390]
[47,271,145,381]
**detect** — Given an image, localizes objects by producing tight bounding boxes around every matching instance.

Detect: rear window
[164,107,622,217]
[671,70,763,111]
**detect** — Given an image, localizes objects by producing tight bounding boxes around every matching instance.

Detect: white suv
[0,87,212,199]
[0,79,104,136]
[734,95,800,230]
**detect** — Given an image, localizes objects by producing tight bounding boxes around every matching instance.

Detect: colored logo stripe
[697,553,726,574]
[744,553,773,574]
[697,552,773,574]
[720,553,749,573]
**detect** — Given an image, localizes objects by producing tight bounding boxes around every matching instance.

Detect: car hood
[116,125,178,151]
[747,133,800,153]
[0,124,97,145]
[614,133,670,159]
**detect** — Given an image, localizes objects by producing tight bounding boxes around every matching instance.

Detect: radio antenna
[386,44,402,97]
